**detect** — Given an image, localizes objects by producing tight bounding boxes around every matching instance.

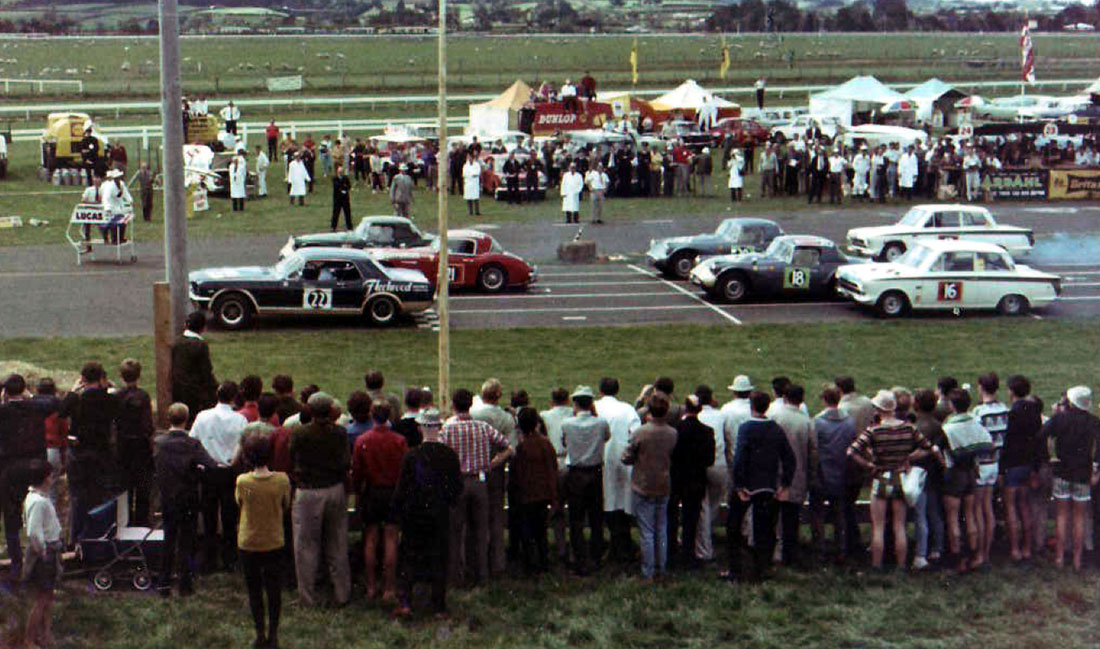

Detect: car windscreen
[275,255,304,279]
[716,220,740,239]
[764,239,794,262]
[896,245,933,268]
[898,207,929,228]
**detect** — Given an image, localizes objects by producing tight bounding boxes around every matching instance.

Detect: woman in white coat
[229,149,248,212]
[727,151,744,202]
[462,153,482,216]
[287,153,311,206]
[559,163,584,224]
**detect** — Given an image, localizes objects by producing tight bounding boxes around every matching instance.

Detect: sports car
[646,217,784,280]
[835,239,1060,318]
[689,235,853,303]
[368,229,537,293]
[846,204,1034,262]
[279,215,432,259]
[189,248,433,329]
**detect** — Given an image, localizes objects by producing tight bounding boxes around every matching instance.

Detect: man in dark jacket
[502,153,522,205]
[1041,386,1100,571]
[171,311,217,425]
[60,362,120,542]
[810,386,857,562]
[724,391,795,582]
[668,395,715,569]
[1002,375,1042,562]
[115,359,155,526]
[154,403,219,596]
[331,163,352,231]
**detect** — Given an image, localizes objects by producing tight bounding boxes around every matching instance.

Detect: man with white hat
[101,167,132,244]
[721,375,755,453]
[1041,385,1100,571]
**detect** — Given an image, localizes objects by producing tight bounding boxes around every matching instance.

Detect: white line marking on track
[451,291,678,301]
[643,219,674,224]
[562,316,588,321]
[1063,282,1100,287]
[538,271,647,277]
[1058,296,1100,301]
[0,270,130,278]
[1038,262,1100,268]
[450,304,710,315]
[626,263,742,325]
[537,280,658,287]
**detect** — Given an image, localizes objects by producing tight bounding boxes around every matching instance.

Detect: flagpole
[437,0,450,411]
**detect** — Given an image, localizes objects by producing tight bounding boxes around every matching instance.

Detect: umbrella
[882,99,915,112]
[954,95,985,109]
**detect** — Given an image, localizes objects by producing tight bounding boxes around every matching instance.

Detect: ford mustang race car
[646,217,784,280]
[835,239,1060,318]
[689,235,853,303]
[279,215,432,259]
[846,204,1033,262]
[368,229,537,293]
[190,248,433,329]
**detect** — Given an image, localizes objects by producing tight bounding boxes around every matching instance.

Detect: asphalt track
[2,203,1100,338]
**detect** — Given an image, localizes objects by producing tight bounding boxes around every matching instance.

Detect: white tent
[809,76,909,126]
[467,79,532,136]
[650,79,738,112]
[905,78,969,127]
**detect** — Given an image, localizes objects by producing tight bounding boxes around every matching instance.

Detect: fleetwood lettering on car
[689,235,853,303]
[189,248,433,330]
[646,217,784,280]
[279,215,431,259]
[835,239,1061,318]
[846,204,1034,262]
[367,229,537,293]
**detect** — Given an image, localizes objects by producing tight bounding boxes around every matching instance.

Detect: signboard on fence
[266,75,303,92]
[1049,169,1100,200]
[980,170,1048,200]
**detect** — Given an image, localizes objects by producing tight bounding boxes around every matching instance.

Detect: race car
[846,204,1034,262]
[368,229,537,293]
[646,217,784,280]
[835,239,1060,318]
[189,248,433,330]
[689,235,853,303]
[708,117,770,147]
[279,216,432,259]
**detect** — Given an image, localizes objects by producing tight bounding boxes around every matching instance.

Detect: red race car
[368,229,537,293]
[709,117,770,147]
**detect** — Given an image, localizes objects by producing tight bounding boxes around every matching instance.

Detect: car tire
[669,252,695,280]
[477,265,507,293]
[717,272,750,303]
[365,296,399,325]
[213,293,254,330]
[881,242,906,262]
[997,294,1030,316]
[875,291,910,318]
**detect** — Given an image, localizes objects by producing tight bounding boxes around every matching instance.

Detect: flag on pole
[1020,24,1035,84]
[629,38,638,85]
[719,39,731,80]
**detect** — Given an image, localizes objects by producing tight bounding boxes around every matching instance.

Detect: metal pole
[437,0,450,411]
[159,0,188,337]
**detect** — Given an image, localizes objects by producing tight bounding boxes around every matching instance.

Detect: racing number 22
[938,281,963,302]
[303,288,333,310]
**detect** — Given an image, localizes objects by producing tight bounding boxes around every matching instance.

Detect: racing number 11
[938,281,963,302]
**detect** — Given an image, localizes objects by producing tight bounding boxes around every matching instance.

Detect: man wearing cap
[501,152,522,205]
[1041,386,1100,571]
[289,392,351,606]
[390,164,414,219]
[101,168,132,245]
[898,144,919,201]
[694,147,714,198]
[596,378,642,563]
[81,126,100,186]
[852,146,870,201]
[393,408,462,617]
[561,386,611,575]
[441,388,512,586]
[721,376,754,454]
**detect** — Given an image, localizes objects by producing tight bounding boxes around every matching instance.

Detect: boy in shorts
[942,389,992,574]
[23,459,62,648]
[972,373,1009,569]
[1041,386,1100,571]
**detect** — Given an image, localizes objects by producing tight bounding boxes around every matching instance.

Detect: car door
[974,250,1014,307]
[918,250,974,310]
[780,246,824,298]
[923,210,960,244]
[301,260,363,312]
[445,238,478,286]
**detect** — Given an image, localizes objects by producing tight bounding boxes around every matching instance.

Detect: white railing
[0,77,83,94]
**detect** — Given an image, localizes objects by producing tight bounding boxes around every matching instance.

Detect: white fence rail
[0,77,83,94]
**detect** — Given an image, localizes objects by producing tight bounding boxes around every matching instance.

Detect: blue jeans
[914,482,945,558]
[634,493,669,578]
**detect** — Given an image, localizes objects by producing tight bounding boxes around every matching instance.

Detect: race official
[502,152,522,205]
[81,127,99,186]
[219,101,240,135]
[254,145,269,198]
[559,164,583,224]
[229,149,247,212]
[331,163,352,231]
[584,164,609,224]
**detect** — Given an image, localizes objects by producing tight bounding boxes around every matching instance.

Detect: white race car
[835,239,1060,318]
[846,204,1034,262]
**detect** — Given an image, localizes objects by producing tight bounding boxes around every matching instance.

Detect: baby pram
[76,492,164,591]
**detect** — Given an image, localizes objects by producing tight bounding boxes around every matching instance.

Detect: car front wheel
[875,291,909,318]
[717,273,750,303]
[881,243,906,262]
[477,265,507,292]
[997,294,1030,316]
[213,293,254,330]
[669,252,695,280]
[365,296,399,325]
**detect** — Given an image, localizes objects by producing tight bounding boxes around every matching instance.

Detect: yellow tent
[468,80,533,134]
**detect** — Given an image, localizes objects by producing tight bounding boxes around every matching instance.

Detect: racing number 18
[938,281,963,302]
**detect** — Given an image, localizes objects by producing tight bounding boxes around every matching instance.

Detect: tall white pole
[159,0,188,337]
[437,0,450,411]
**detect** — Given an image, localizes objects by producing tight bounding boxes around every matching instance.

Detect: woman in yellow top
[235,429,291,649]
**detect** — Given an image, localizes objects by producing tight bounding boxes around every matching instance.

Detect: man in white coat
[596,378,641,563]
[560,163,584,224]
[851,146,870,201]
[727,150,744,202]
[462,153,482,216]
[101,168,132,244]
[694,385,728,562]
[898,144,919,201]
[287,153,310,206]
[229,149,247,212]
[254,145,269,198]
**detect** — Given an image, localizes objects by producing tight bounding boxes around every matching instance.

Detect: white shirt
[256,151,269,173]
[561,83,577,98]
[190,402,247,464]
[81,184,101,203]
[0,134,7,158]
[219,104,240,121]
[101,180,132,214]
[584,170,609,192]
[828,154,846,174]
[698,404,727,467]
[720,398,752,451]
[765,399,809,419]
[539,405,573,468]
[23,488,61,554]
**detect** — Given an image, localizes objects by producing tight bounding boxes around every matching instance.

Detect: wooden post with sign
[153,281,173,427]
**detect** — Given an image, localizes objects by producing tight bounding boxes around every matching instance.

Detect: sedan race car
[369,229,537,293]
[835,239,1060,318]
[690,235,853,303]
[646,217,784,279]
[190,248,433,329]
[279,215,432,259]
[846,204,1033,262]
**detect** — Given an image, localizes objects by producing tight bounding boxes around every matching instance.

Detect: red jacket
[265,124,280,140]
[269,426,292,475]
[351,424,408,493]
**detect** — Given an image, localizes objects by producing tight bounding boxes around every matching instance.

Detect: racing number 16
[938,281,963,302]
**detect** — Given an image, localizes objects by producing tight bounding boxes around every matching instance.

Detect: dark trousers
[225,120,238,135]
[843,482,863,555]
[231,197,245,212]
[141,193,153,221]
[810,490,849,558]
[565,466,604,573]
[201,467,239,571]
[241,549,282,642]
[506,177,520,204]
[160,501,198,594]
[779,501,801,566]
[638,169,652,196]
[117,438,152,526]
[726,492,779,581]
[267,137,278,162]
[517,501,550,573]
[668,483,704,566]
[606,511,633,562]
[0,461,24,579]
[756,88,765,110]
[809,173,825,203]
[449,476,489,585]
[331,199,351,230]
[828,173,842,204]
[399,514,449,613]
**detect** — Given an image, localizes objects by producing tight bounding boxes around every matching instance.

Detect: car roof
[913,239,1008,254]
[773,234,835,248]
[910,203,992,213]
[720,217,779,228]
[357,215,415,226]
[295,247,377,262]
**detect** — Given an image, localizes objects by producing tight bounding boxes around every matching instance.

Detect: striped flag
[1020,24,1035,84]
